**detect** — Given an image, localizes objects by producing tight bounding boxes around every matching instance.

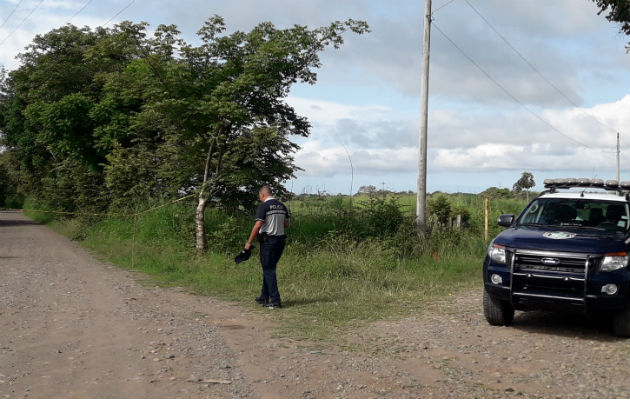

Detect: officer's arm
[245,220,263,250]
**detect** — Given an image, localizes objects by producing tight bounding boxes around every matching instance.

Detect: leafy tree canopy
[512,171,535,193]
[0,16,369,249]
[592,0,630,43]
[479,187,512,199]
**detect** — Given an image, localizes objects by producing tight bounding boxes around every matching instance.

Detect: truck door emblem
[543,232,576,240]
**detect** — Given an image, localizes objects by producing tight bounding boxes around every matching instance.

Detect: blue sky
[1,0,629,195]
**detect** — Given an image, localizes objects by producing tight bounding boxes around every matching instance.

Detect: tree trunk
[194,139,216,253]
[195,196,207,253]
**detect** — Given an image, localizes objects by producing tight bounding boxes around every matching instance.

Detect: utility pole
[617,132,620,182]
[416,0,432,233]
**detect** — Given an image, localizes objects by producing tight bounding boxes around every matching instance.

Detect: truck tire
[612,307,630,338]
[483,289,514,326]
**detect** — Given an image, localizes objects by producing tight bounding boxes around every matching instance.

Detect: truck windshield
[519,198,630,233]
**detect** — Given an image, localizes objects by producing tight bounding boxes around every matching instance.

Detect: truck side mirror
[497,214,514,227]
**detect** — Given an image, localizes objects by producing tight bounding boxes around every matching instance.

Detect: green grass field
[24,192,528,340]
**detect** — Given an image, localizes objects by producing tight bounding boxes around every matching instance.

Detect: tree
[513,172,535,202]
[427,194,451,226]
[0,23,147,211]
[0,154,12,206]
[103,17,368,251]
[0,17,370,252]
[592,0,630,44]
[357,185,377,195]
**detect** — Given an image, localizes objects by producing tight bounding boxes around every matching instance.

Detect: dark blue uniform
[256,198,290,306]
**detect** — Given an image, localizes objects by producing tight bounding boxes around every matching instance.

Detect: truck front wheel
[483,288,514,326]
[612,307,630,338]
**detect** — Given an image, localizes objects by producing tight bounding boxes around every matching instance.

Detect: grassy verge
[23,194,525,341]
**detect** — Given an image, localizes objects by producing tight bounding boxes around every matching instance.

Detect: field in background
[24,192,530,340]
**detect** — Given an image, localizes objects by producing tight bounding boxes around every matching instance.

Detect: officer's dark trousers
[259,236,285,304]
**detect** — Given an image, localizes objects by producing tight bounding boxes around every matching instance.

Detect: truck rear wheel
[612,307,630,338]
[483,289,514,326]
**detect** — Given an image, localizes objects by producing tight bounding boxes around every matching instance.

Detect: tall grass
[24,192,528,340]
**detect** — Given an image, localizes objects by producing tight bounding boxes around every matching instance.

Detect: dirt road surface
[1,210,629,398]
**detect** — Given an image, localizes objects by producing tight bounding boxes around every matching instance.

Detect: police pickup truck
[483,178,630,337]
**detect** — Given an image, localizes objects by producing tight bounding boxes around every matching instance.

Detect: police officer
[244,185,290,308]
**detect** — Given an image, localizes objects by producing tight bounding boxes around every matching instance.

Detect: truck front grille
[510,249,593,304]
[515,253,588,274]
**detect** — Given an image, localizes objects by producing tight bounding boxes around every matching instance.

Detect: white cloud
[288,96,393,126]
[431,95,630,150]
[291,94,630,178]
[295,140,417,177]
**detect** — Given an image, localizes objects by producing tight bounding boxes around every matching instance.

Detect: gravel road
[1,210,629,398]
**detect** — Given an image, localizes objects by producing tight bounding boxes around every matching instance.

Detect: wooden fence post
[484,197,489,241]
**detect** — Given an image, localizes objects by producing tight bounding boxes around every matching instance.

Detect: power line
[462,0,625,138]
[432,21,617,154]
[0,0,25,30]
[68,0,94,23]
[433,0,458,14]
[0,0,44,46]
[463,0,577,105]
[103,0,136,27]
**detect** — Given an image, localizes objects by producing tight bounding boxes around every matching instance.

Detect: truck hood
[494,225,629,254]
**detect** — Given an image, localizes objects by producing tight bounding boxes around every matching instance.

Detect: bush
[361,194,405,237]
[384,217,422,259]
[480,187,512,199]
[208,216,241,254]
[451,205,472,226]
[3,193,25,209]
[427,195,451,225]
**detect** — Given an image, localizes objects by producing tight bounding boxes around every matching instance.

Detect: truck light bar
[543,178,630,191]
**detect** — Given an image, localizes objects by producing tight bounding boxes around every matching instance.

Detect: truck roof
[538,191,628,202]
